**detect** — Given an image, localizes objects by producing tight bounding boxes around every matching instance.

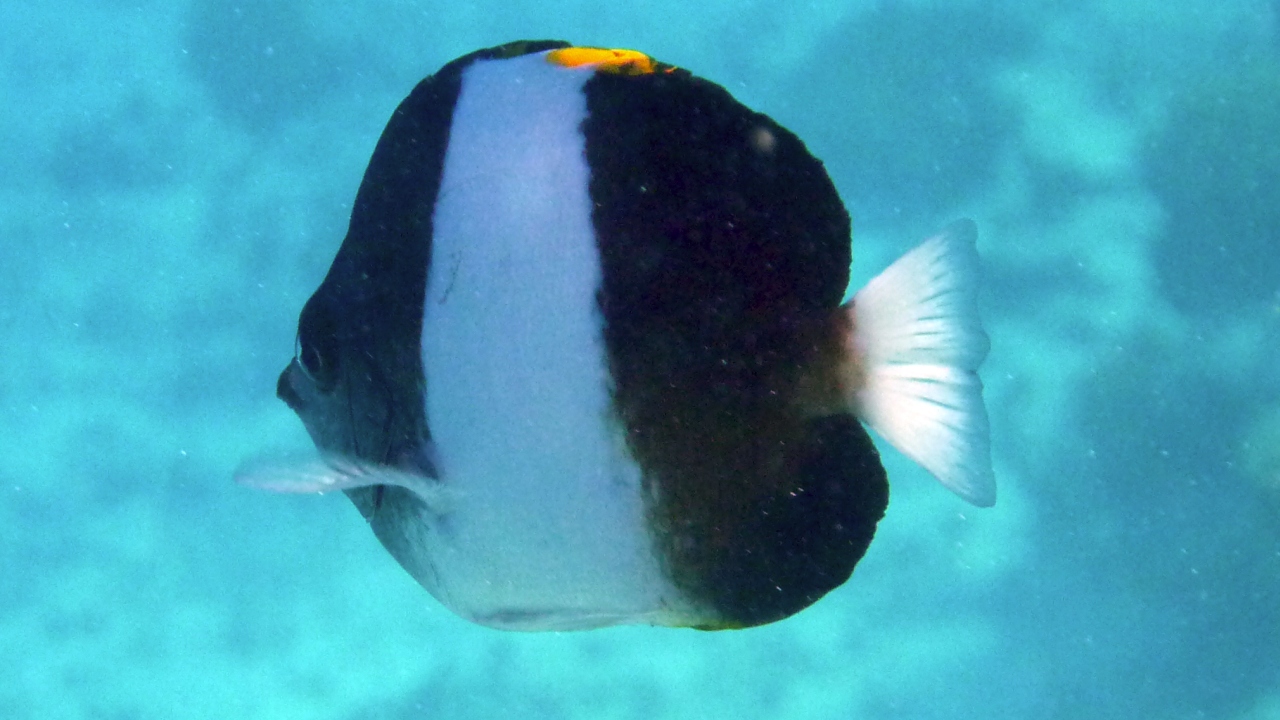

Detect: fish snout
[276,361,306,411]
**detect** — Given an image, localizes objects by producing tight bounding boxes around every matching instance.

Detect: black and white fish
[239,40,996,631]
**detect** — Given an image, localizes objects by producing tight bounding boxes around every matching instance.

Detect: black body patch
[703,415,888,627]
[582,68,889,626]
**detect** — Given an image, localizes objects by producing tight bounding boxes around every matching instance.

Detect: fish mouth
[276,361,305,411]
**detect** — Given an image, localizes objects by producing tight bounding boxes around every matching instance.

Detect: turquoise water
[4,1,1279,718]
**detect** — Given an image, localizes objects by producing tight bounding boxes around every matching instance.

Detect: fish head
[277,286,368,453]
[276,286,431,484]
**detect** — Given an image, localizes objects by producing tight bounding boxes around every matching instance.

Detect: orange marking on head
[546,47,670,75]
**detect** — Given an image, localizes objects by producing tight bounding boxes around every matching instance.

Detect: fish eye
[295,298,340,392]
[295,334,326,381]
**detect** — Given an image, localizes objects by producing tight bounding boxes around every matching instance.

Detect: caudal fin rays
[842,220,996,507]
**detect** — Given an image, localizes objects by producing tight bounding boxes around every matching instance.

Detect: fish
[237,40,996,631]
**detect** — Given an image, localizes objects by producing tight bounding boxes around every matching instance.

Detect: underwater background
[3,0,1279,717]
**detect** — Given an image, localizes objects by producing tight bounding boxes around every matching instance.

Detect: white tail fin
[844,219,995,507]
[235,452,453,510]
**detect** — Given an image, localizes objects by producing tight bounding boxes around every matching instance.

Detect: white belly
[417,52,683,629]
